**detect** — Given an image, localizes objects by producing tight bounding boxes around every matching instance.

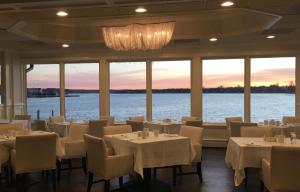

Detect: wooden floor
[0,148,262,192]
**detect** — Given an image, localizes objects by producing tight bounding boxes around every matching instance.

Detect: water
[27,93,295,122]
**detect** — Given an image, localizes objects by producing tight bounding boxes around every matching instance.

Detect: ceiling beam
[104,0,114,6]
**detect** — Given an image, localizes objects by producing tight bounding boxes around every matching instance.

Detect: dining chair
[103,125,132,136]
[10,133,57,191]
[84,134,133,192]
[154,125,204,185]
[100,116,115,126]
[88,120,108,138]
[185,120,203,127]
[49,116,65,124]
[56,123,88,180]
[14,115,31,121]
[181,116,198,122]
[126,120,143,132]
[261,146,300,192]
[230,122,257,137]
[128,116,144,122]
[225,117,243,138]
[31,120,48,131]
[241,126,272,137]
[0,124,24,135]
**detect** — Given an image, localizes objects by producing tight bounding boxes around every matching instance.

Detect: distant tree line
[27,84,296,97]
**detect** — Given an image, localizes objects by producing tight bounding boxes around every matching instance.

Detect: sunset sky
[27,57,295,90]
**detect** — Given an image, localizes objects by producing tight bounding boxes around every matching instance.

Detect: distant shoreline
[27,85,295,97]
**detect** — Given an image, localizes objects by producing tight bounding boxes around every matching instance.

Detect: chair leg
[172,166,177,186]
[104,179,110,192]
[244,168,248,187]
[16,174,22,192]
[51,170,57,192]
[197,162,203,182]
[178,166,183,176]
[260,180,265,192]
[119,177,123,188]
[87,172,93,192]
[82,157,87,175]
[56,160,61,181]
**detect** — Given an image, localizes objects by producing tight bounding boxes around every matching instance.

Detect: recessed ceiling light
[209,37,218,42]
[135,7,147,13]
[62,44,69,48]
[221,1,234,7]
[266,35,276,39]
[57,10,68,17]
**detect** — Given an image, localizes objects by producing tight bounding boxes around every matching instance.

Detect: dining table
[225,137,300,186]
[104,131,194,192]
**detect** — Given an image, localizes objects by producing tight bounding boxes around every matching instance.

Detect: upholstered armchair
[88,120,108,138]
[126,120,144,132]
[181,116,198,122]
[10,133,57,191]
[241,126,272,137]
[154,125,204,185]
[261,146,300,192]
[56,123,88,179]
[230,122,257,137]
[100,116,115,126]
[128,116,144,122]
[84,134,133,192]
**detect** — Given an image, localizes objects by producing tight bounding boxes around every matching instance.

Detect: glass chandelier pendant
[102,22,175,51]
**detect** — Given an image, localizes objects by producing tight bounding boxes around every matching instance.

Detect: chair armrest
[64,140,85,157]
[104,154,133,179]
[261,158,271,190]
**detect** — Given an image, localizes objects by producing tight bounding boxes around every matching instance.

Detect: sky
[27,57,295,90]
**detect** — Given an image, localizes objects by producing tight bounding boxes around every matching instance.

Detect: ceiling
[0,0,300,56]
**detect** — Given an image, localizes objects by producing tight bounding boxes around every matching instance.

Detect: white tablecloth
[104,132,192,177]
[225,137,300,186]
[144,121,182,134]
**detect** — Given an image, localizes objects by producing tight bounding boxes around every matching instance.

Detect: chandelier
[102,22,175,51]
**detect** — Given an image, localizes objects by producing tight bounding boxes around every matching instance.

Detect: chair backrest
[240,126,272,137]
[103,125,132,136]
[31,120,48,131]
[180,125,203,145]
[128,116,144,122]
[49,116,65,123]
[181,116,198,122]
[271,146,300,191]
[84,134,106,176]
[68,123,88,140]
[225,117,243,129]
[88,120,108,138]
[11,120,29,129]
[180,125,204,162]
[15,133,57,173]
[0,124,24,135]
[14,115,31,121]
[185,120,203,127]
[126,120,143,132]
[230,122,257,137]
[100,116,114,126]
[282,116,300,124]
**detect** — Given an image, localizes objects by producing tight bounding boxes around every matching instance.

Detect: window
[65,63,99,120]
[251,57,295,122]
[203,59,244,122]
[27,64,60,119]
[110,62,146,121]
[152,60,190,120]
